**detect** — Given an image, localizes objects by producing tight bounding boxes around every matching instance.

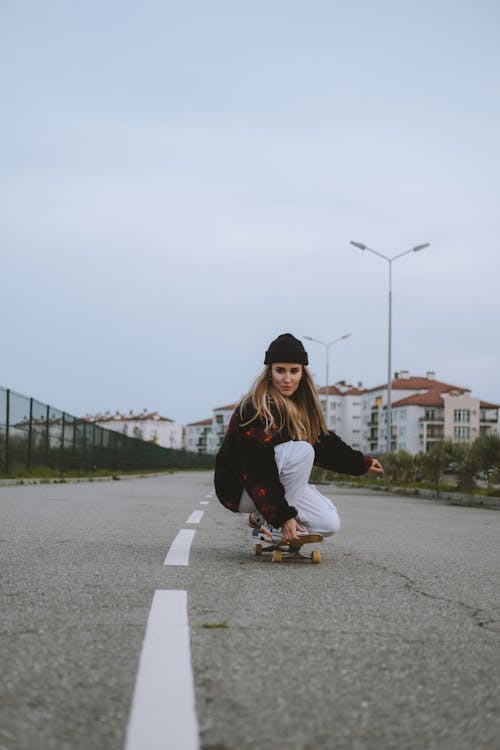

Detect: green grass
[312,469,499,499]
[0,466,181,481]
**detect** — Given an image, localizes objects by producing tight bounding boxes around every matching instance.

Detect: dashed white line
[164,529,196,566]
[200,501,210,505]
[186,510,204,524]
[124,590,199,750]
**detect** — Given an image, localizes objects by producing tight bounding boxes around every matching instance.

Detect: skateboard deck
[253,533,323,563]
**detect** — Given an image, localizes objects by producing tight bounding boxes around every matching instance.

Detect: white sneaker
[247,512,264,530]
[254,520,282,544]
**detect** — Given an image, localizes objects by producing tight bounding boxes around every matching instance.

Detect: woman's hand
[280,517,307,543]
[369,458,384,476]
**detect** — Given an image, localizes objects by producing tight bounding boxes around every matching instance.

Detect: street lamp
[350,240,430,453]
[303,334,352,428]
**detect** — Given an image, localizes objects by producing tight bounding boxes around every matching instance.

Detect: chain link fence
[0,387,213,475]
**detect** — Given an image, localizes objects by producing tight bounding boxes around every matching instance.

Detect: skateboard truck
[254,534,323,563]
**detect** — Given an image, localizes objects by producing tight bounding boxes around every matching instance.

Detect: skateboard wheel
[272,549,283,563]
[311,550,321,564]
[254,543,263,556]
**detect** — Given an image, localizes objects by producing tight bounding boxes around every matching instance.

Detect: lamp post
[303,334,351,428]
[350,240,430,453]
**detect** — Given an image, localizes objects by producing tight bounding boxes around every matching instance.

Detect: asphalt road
[1,473,499,750]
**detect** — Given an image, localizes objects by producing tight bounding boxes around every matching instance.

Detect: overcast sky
[2,0,499,426]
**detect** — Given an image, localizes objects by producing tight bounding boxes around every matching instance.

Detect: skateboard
[253,534,324,563]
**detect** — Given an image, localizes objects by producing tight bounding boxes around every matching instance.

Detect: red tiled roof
[317,385,366,396]
[129,413,173,422]
[85,411,173,422]
[392,393,500,409]
[392,391,445,407]
[213,403,238,411]
[364,376,467,393]
[187,418,212,427]
[317,385,342,396]
[84,414,126,422]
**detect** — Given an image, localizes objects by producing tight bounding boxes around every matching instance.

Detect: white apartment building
[85,410,183,449]
[185,371,499,456]
[361,371,499,454]
[185,404,237,455]
[317,383,364,449]
[208,403,237,454]
[185,418,213,453]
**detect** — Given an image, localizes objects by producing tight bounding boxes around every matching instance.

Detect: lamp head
[413,243,430,252]
[350,241,366,250]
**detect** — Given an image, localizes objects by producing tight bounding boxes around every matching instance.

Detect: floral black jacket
[214,404,372,527]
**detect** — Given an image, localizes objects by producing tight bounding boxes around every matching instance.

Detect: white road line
[200,500,210,505]
[124,590,199,750]
[164,529,196,566]
[186,510,204,524]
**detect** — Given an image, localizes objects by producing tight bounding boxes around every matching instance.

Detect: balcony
[427,429,444,439]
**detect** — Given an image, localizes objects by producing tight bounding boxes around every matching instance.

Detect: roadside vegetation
[312,434,500,498]
[0,466,183,483]
[0,432,215,480]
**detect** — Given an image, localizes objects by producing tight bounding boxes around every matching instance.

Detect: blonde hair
[239,365,328,443]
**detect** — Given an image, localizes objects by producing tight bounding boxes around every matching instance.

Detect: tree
[455,443,478,493]
[378,450,417,484]
[420,440,461,495]
[471,433,500,488]
[421,442,449,494]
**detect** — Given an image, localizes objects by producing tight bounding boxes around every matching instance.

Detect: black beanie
[264,333,308,365]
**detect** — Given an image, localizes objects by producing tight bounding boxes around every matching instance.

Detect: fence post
[72,417,77,469]
[5,389,10,474]
[45,405,50,466]
[112,431,117,471]
[60,412,66,473]
[82,421,87,469]
[27,398,33,469]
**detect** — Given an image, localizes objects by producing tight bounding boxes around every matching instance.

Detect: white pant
[239,441,340,537]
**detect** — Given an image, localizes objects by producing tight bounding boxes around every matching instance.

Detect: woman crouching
[214,333,383,544]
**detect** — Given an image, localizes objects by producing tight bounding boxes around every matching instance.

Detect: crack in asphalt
[366,560,500,634]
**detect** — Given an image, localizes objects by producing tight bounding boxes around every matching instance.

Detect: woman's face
[271,363,303,398]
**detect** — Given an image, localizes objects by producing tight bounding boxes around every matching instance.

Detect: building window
[427,425,444,439]
[480,409,497,423]
[454,409,470,423]
[454,426,470,440]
